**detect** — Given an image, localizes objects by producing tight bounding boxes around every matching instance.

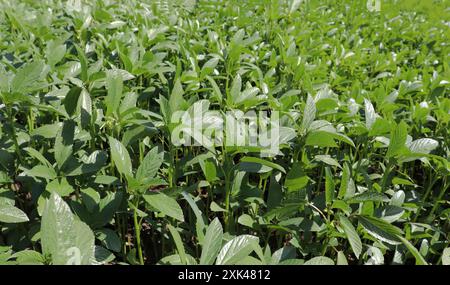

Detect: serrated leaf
[358,215,403,245]
[325,167,335,206]
[386,121,408,158]
[339,216,362,259]
[301,94,316,132]
[136,147,163,183]
[407,138,438,154]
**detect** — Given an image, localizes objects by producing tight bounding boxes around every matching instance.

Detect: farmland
[0,0,449,265]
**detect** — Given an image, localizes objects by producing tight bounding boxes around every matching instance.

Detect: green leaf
[136,147,163,183]
[364,99,377,130]
[229,74,242,105]
[216,235,259,265]
[167,225,187,265]
[41,192,95,265]
[54,120,75,171]
[325,167,335,206]
[0,204,29,223]
[442,248,450,265]
[200,218,223,265]
[305,131,338,147]
[338,163,350,199]
[11,250,45,265]
[25,165,57,180]
[108,136,133,179]
[95,229,121,253]
[386,121,408,158]
[11,60,47,94]
[239,156,286,173]
[285,162,309,192]
[339,216,362,259]
[358,215,403,245]
[78,88,92,129]
[105,71,123,117]
[304,256,334,265]
[169,79,186,113]
[300,94,316,132]
[337,251,348,265]
[315,155,341,168]
[143,192,184,222]
[396,235,428,265]
[64,86,82,117]
[346,191,386,204]
[45,40,66,67]
[407,138,438,154]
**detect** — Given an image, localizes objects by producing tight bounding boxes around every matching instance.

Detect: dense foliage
[0,0,449,265]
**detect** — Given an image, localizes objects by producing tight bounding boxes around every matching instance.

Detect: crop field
[0,0,449,266]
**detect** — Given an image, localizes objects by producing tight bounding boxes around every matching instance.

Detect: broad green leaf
[54,120,75,171]
[346,191,386,204]
[108,136,133,178]
[136,147,163,183]
[105,71,123,117]
[239,156,285,173]
[305,131,338,147]
[78,88,92,128]
[337,251,348,265]
[95,229,121,253]
[442,248,450,265]
[386,121,408,158]
[300,94,316,132]
[358,215,403,245]
[200,218,223,265]
[143,192,184,222]
[46,40,66,67]
[407,138,438,154]
[25,165,57,180]
[11,250,45,265]
[169,79,186,113]
[64,86,82,117]
[216,235,259,265]
[304,256,334,265]
[11,60,47,94]
[284,162,309,192]
[315,155,341,168]
[41,192,95,265]
[0,204,29,223]
[339,216,362,259]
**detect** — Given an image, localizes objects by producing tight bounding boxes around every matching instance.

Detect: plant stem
[133,199,144,265]
[6,106,23,167]
[427,177,448,220]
